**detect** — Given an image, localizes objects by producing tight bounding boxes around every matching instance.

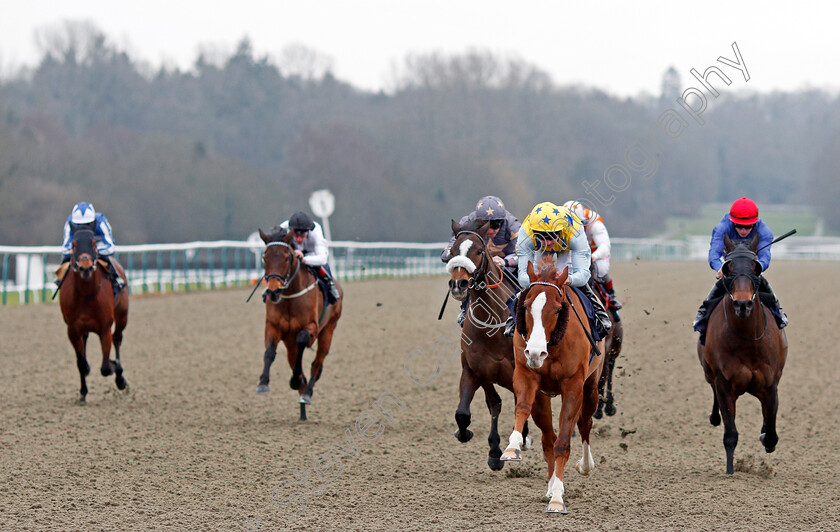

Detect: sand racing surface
[1,261,839,531]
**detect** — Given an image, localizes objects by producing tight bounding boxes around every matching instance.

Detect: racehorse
[447,219,538,470]
[58,229,129,402]
[501,260,605,514]
[255,227,343,421]
[591,277,624,419]
[698,233,787,474]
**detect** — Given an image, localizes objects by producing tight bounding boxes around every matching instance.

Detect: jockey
[280,211,340,303]
[60,202,125,294]
[693,197,788,344]
[563,200,622,309]
[441,195,520,326]
[511,201,612,338]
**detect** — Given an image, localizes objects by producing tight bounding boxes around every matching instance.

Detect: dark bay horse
[447,219,538,470]
[59,229,129,402]
[255,228,343,421]
[501,261,604,514]
[591,278,624,419]
[698,233,787,474]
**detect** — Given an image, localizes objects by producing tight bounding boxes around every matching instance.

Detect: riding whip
[756,228,796,253]
[437,288,450,320]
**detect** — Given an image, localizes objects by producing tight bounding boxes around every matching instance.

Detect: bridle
[721,248,767,341]
[71,229,99,274]
[262,241,301,290]
[452,230,503,290]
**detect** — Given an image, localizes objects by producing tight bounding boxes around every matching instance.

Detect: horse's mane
[536,256,558,281]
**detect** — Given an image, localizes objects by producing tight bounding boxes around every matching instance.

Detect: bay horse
[591,277,624,419]
[447,219,538,470]
[255,227,343,421]
[698,232,787,474]
[501,260,605,514]
[59,228,129,402]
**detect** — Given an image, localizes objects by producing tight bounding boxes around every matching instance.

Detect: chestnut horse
[591,278,624,419]
[447,219,539,470]
[501,261,604,514]
[255,228,342,421]
[59,229,129,402]
[698,233,787,474]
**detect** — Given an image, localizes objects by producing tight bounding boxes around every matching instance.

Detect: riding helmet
[289,211,316,231]
[474,196,507,221]
[729,197,759,225]
[71,202,96,224]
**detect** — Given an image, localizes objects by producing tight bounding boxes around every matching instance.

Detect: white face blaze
[446,238,477,274]
[524,292,549,369]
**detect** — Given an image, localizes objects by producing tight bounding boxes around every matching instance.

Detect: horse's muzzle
[449,279,469,301]
[263,288,282,304]
[733,299,754,318]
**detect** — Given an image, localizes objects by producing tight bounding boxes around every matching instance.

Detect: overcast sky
[0,0,837,97]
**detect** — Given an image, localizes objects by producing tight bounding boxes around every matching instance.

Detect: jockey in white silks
[562,201,622,309]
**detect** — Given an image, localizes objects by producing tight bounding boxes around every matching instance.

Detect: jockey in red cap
[693,198,788,344]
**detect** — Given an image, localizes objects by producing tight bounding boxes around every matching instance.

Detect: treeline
[1,21,839,245]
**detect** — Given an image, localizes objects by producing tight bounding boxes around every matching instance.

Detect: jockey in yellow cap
[507,202,612,338]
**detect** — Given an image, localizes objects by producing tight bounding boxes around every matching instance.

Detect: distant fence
[3,237,840,305]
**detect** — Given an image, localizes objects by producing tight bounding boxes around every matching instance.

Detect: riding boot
[580,282,611,338]
[457,297,469,327]
[757,276,788,329]
[55,256,70,286]
[317,266,341,303]
[103,256,125,296]
[605,285,623,309]
[503,315,516,337]
[693,279,726,329]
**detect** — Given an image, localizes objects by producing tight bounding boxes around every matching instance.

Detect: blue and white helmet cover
[71,202,96,224]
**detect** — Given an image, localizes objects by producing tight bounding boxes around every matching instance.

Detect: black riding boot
[317,267,340,303]
[580,282,611,338]
[693,279,726,329]
[103,256,126,296]
[457,297,469,327]
[605,285,623,309]
[757,276,788,329]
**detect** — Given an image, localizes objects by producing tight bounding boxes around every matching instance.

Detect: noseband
[71,229,98,273]
[452,231,502,290]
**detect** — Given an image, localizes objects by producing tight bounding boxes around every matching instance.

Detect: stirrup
[609,295,623,310]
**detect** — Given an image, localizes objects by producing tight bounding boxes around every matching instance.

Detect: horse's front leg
[98,327,114,377]
[546,378,584,513]
[289,328,313,392]
[454,364,480,443]
[256,341,277,394]
[758,383,779,453]
[482,383,503,470]
[714,374,739,474]
[501,366,539,462]
[68,328,89,402]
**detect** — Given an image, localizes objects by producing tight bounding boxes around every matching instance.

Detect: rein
[246,241,304,302]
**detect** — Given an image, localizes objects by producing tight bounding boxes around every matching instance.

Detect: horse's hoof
[454,428,473,443]
[487,456,505,471]
[299,394,312,405]
[115,376,127,390]
[593,409,603,420]
[101,365,113,377]
[500,448,521,461]
[546,500,568,514]
[77,395,87,405]
[255,384,270,394]
[710,412,721,426]
[760,433,777,453]
[289,376,303,391]
[604,403,617,416]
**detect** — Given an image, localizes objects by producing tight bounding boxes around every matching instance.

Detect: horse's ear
[723,233,734,253]
[722,260,732,277]
[451,219,460,235]
[748,231,760,252]
[527,260,538,283]
[259,228,269,244]
[477,220,491,236]
[556,266,569,286]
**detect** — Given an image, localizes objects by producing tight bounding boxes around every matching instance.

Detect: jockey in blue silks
[693,197,788,345]
[60,202,125,294]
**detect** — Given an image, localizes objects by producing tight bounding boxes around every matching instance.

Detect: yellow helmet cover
[521,202,583,251]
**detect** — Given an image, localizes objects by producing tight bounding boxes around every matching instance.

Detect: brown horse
[501,260,604,514]
[698,233,787,474]
[447,219,539,470]
[591,278,624,419]
[59,229,129,402]
[255,227,343,421]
